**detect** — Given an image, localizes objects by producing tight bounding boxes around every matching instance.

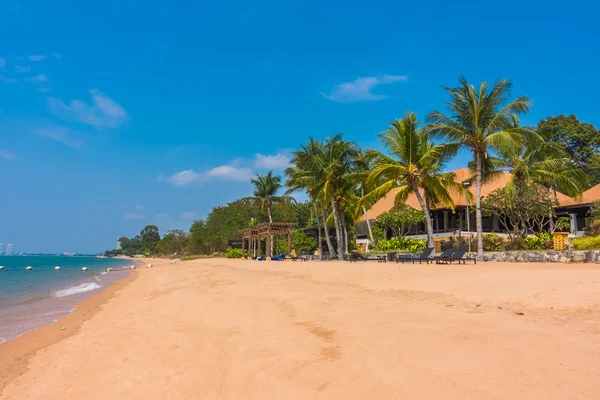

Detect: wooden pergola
[240,222,296,259]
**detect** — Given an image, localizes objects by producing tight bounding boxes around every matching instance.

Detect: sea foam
[52,282,101,298]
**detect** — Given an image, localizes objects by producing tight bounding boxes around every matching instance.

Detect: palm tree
[350,151,376,244]
[249,171,293,257]
[249,171,290,223]
[286,135,358,260]
[428,77,532,259]
[486,122,587,231]
[285,139,336,259]
[363,111,460,248]
[320,134,360,259]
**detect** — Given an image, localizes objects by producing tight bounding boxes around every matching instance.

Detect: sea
[0,255,136,344]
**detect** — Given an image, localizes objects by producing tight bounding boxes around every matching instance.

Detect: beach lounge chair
[257,256,266,261]
[436,246,476,264]
[432,248,455,263]
[291,255,308,262]
[349,252,386,263]
[271,254,286,261]
[396,248,434,264]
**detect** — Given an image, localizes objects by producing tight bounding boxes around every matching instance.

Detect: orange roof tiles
[359,168,584,221]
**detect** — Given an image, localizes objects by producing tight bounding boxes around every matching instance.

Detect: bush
[521,236,544,250]
[482,234,503,251]
[225,247,243,258]
[590,220,600,236]
[440,234,469,251]
[374,237,426,253]
[571,236,600,250]
[292,229,317,254]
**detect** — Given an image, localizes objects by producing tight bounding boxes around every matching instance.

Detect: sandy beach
[1,258,600,399]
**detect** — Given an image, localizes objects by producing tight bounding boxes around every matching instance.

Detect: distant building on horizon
[6,244,13,256]
[0,243,3,255]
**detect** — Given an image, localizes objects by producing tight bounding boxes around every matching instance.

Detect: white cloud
[14,65,31,73]
[134,204,145,210]
[320,75,408,103]
[180,211,199,219]
[28,55,46,61]
[161,164,254,187]
[36,126,83,149]
[124,212,144,220]
[0,76,18,84]
[47,89,128,128]
[0,58,5,70]
[37,87,52,93]
[0,149,16,160]
[162,170,204,186]
[24,73,48,83]
[254,153,291,170]
[206,165,253,181]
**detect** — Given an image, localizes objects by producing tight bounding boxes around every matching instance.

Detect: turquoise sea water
[0,256,135,343]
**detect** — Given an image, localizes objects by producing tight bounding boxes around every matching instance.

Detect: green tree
[364,111,460,248]
[487,122,587,231]
[537,115,600,187]
[375,204,425,238]
[482,184,554,239]
[139,225,160,253]
[428,77,532,259]
[320,134,360,259]
[291,229,317,254]
[156,230,190,256]
[249,171,292,223]
[286,138,336,259]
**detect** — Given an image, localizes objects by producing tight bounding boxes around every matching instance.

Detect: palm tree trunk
[313,202,323,260]
[341,210,349,254]
[475,152,484,260]
[321,203,336,259]
[267,206,273,257]
[411,183,434,248]
[331,199,344,260]
[361,188,375,244]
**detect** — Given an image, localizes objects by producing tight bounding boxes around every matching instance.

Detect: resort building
[355,168,600,248]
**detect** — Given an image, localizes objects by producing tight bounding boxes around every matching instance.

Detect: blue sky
[1,0,599,253]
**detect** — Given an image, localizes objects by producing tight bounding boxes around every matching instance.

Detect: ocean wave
[52,282,101,298]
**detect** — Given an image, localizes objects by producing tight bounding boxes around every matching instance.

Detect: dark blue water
[0,256,135,343]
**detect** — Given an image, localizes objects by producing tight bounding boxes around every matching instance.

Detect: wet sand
[2,258,600,399]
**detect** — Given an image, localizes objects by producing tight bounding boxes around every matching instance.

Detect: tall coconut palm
[249,171,291,223]
[249,171,293,257]
[428,77,532,259]
[350,151,376,244]
[320,134,360,259]
[363,111,460,248]
[285,139,336,259]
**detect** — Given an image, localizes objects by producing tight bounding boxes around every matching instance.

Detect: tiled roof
[359,168,581,221]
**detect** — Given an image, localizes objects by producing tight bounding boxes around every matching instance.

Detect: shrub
[292,229,316,254]
[440,234,469,251]
[521,236,544,250]
[590,220,600,236]
[225,247,243,258]
[571,236,600,250]
[482,234,503,251]
[374,237,426,253]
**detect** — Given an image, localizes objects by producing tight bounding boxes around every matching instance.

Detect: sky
[1,0,599,253]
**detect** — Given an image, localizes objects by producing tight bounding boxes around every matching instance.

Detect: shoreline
[0,258,156,391]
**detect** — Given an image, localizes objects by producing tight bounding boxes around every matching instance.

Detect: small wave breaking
[52,282,101,298]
